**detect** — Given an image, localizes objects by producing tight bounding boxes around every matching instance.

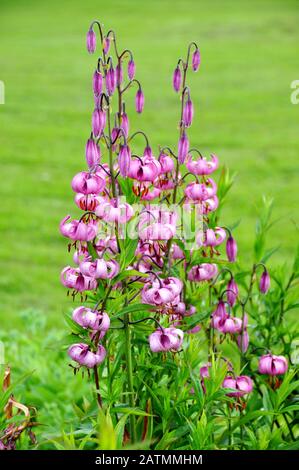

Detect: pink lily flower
[60,216,98,241]
[149,327,184,352]
[72,306,110,333]
[258,354,288,376]
[68,343,106,368]
[80,258,119,279]
[222,375,253,397]
[60,266,97,291]
[186,154,218,176]
[188,263,218,282]
[71,172,105,195]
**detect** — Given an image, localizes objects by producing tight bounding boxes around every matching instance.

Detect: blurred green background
[0,0,298,329]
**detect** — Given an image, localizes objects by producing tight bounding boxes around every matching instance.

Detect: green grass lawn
[0,0,298,329]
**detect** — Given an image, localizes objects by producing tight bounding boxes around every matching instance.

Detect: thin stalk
[124,311,137,443]
[93,365,103,408]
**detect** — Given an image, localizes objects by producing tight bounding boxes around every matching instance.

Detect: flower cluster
[60,21,287,413]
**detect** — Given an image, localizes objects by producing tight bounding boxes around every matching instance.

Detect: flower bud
[178,131,189,164]
[183,98,194,127]
[136,88,144,113]
[128,59,135,80]
[93,70,103,95]
[116,62,123,86]
[86,29,96,54]
[103,36,110,54]
[227,277,239,306]
[226,235,237,262]
[192,48,201,71]
[85,138,100,168]
[173,66,181,92]
[106,67,116,95]
[259,270,270,294]
[118,144,131,177]
[120,112,129,137]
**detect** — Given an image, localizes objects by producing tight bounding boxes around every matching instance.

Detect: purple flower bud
[93,70,103,95]
[116,62,123,87]
[136,88,144,113]
[192,48,201,71]
[226,235,237,262]
[237,330,249,353]
[183,98,194,127]
[98,109,106,136]
[259,270,270,294]
[85,138,100,168]
[173,66,181,92]
[128,59,135,80]
[227,277,239,306]
[92,109,101,137]
[106,67,116,95]
[120,112,129,137]
[103,36,110,54]
[178,131,189,164]
[86,29,96,54]
[118,144,131,177]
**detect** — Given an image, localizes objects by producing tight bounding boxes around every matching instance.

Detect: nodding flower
[174,302,196,317]
[192,48,201,71]
[68,343,106,368]
[60,216,98,242]
[80,258,120,279]
[74,193,101,212]
[222,375,253,397]
[140,187,161,201]
[196,227,226,248]
[227,277,239,307]
[93,70,103,95]
[60,266,97,292]
[258,354,288,376]
[118,144,131,177]
[149,327,184,352]
[259,270,270,294]
[128,59,135,80]
[95,198,134,224]
[226,235,237,263]
[86,138,101,169]
[183,98,194,127]
[72,306,110,333]
[202,195,219,214]
[128,156,161,182]
[159,152,175,174]
[142,276,182,306]
[178,131,189,164]
[71,172,105,195]
[186,153,218,175]
[185,179,217,202]
[173,66,181,92]
[136,87,144,113]
[86,28,96,54]
[188,263,218,282]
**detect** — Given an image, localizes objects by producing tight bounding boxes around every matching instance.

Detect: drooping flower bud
[86,29,96,54]
[192,48,201,71]
[226,235,237,262]
[120,112,129,137]
[106,66,116,95]
[92,109,101,137]
[93,70,103,95]
[258,354,288,376]
[128,59,135,80]
[118,144,131,177]
[173,66,181,92]
[259,270,270,294]
[183,98,194,127]
[116,62,123,86]
[103,36,110,54]
[227,277,239,307]
[178,131,189,164]
[136,87,144,113]
[85,138,100,168]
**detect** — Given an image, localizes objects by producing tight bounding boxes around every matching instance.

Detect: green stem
[124,312,137,443]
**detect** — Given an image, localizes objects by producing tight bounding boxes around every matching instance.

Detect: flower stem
[93,365,103,408]
[124,311,137,443]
